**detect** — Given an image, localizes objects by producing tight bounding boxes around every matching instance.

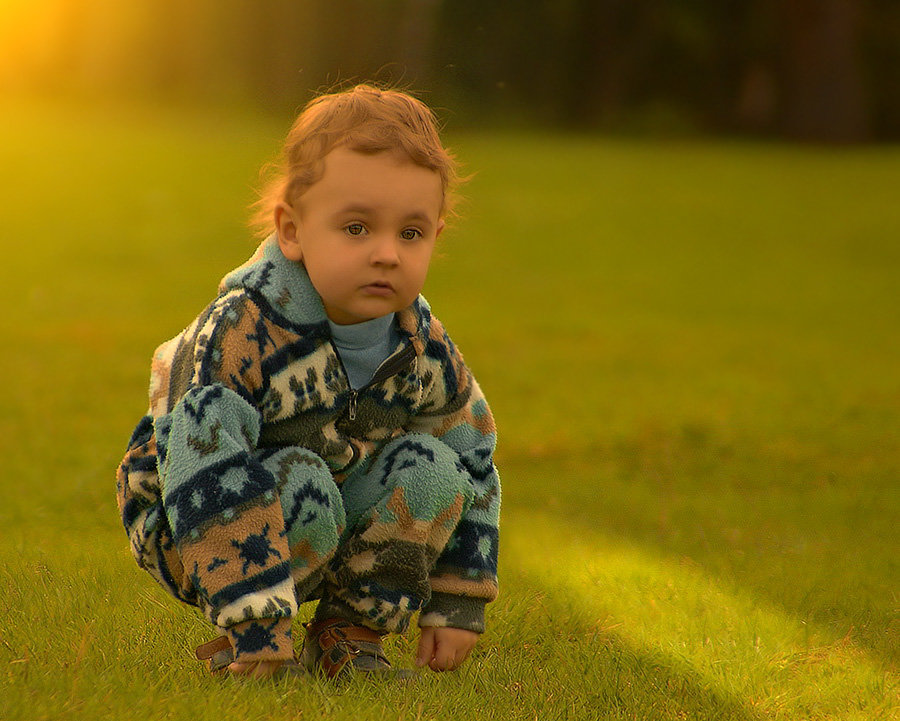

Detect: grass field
[0,97,898,720]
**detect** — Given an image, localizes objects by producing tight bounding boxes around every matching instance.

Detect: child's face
[276,146,444,325]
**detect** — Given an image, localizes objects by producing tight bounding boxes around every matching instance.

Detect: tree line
[3,0,898,141]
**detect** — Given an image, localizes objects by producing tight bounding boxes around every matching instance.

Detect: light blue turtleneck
[328,313,401,389]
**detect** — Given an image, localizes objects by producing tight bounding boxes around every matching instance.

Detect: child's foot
[195,636,305,678]
[301,617,414,680]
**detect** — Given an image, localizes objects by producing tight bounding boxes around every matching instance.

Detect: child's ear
[436,219,446,239]
[274,202,303,262]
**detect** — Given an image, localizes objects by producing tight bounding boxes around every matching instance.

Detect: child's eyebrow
[403,211,435,226]
[334,204,435,226]
[334,204,375,217]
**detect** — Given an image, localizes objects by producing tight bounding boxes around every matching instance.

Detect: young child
[115,85,500,679]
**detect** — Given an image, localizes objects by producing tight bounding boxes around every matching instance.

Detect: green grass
[0,96,897,720]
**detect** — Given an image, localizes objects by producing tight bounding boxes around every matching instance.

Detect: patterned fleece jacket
[116,237,500,659]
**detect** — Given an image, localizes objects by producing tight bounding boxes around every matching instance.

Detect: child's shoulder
[410,299,462,361]
[214,238,332,333]
[401,297,475,397]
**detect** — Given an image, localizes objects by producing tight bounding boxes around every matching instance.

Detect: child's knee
[256,447,346,544]
[377,433,475,518]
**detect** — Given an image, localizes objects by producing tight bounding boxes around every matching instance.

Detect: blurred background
[1,3,898,716]
[1,0,899,142]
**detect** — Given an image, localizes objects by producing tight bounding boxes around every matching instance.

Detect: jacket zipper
[339,343,416,422]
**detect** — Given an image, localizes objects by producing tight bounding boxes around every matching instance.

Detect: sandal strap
[306,618,389,679]
[195,636,234,673]
[308,617,383,647]
[195,635,232,661]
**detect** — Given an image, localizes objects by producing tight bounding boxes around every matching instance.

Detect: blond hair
[251,84,460,238]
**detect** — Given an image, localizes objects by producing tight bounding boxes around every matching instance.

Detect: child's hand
[416,626,478,672]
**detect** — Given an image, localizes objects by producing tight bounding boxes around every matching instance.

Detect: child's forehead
[316,146,441,190]
[301,146,444,213]
[324,144,421,170]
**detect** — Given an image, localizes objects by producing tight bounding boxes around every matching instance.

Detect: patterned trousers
[139,433,474,635]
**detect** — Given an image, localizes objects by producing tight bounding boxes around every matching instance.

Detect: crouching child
[115,84,500,679]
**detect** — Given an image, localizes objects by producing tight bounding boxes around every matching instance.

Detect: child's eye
[400,228,422,241]
[345,222,366,236]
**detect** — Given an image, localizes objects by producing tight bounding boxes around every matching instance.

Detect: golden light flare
[0,0,157,92]
[0,0,69,82]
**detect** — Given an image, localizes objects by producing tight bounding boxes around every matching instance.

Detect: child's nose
[371,235,401,266]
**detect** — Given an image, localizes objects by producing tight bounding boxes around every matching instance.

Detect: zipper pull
[348,390,358,421]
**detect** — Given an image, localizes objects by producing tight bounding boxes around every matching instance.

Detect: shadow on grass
[481,567,762,721]
[500,445,899,671]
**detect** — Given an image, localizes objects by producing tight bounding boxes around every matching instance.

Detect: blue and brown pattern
[315,432,478,632]
[116,236,500,662]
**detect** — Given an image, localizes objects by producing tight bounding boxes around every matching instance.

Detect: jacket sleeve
[153,295,296,662]
[406,321,501,633]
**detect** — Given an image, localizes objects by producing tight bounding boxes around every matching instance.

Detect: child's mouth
[363,281,394,296]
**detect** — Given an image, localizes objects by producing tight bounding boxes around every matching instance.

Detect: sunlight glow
[0,0,68,84]
[0,0,154,94]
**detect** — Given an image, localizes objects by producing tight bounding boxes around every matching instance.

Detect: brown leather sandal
[196,636,235,673]
[195,636,307,677]
[301,617,414,680]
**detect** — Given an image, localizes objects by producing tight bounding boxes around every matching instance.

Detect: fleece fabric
[116,236,501,663]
